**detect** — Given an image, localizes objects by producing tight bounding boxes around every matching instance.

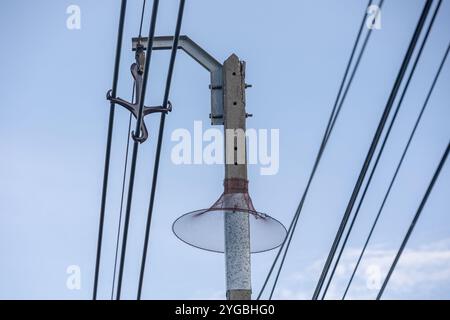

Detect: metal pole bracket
[106,45,172,143]
[132,35,224,125]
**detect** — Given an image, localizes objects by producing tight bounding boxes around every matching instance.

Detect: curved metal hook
[132,128,148,143]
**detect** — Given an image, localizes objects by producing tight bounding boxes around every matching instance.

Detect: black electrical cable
[261,0,379,300]
[110,0,147,301]
[116,0,160,300]
[93,0,128,300]
[312,0,433,300]
[343,42,450,299]
[321,0,443,299]
[268,16,376,299]
[377,141,450,299]
[136,0,186,300]
[138,0,147,38]
[257,0,376,300]
[111,88,134,300]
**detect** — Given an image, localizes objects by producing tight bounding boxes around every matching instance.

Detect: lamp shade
[172,180,287,253]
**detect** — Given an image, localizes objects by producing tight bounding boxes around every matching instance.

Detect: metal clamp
[106,45,172,143]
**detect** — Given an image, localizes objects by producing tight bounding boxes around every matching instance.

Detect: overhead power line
[257,0,377,300]
[137,0,186,300]
[344,41,450,299]
[115,0,160,300]
[93,0,128,300]
[138,0,147,39]
[312,0,433,300]
[111,85,134,300]
[377,140,450,299]
[111,0,148,300]
[321,0,443,299]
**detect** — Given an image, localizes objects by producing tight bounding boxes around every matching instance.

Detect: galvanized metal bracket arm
[106,46,172,143]
[132,35,224,125]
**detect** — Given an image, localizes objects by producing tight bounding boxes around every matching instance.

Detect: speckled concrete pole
[223,54,251,300]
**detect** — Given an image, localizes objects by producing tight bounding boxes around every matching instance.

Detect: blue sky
[0,0,449,300]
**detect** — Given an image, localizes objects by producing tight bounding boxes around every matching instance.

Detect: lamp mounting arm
[132,35,224,125]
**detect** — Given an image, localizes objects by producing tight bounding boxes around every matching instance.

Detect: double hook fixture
[107,45,172,143]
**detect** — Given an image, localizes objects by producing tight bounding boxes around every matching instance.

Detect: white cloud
[272,238,450,300]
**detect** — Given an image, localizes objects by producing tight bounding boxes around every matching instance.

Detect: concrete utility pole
[223,54,251,300]
[131,35,287,302]
[140,36,255,300]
